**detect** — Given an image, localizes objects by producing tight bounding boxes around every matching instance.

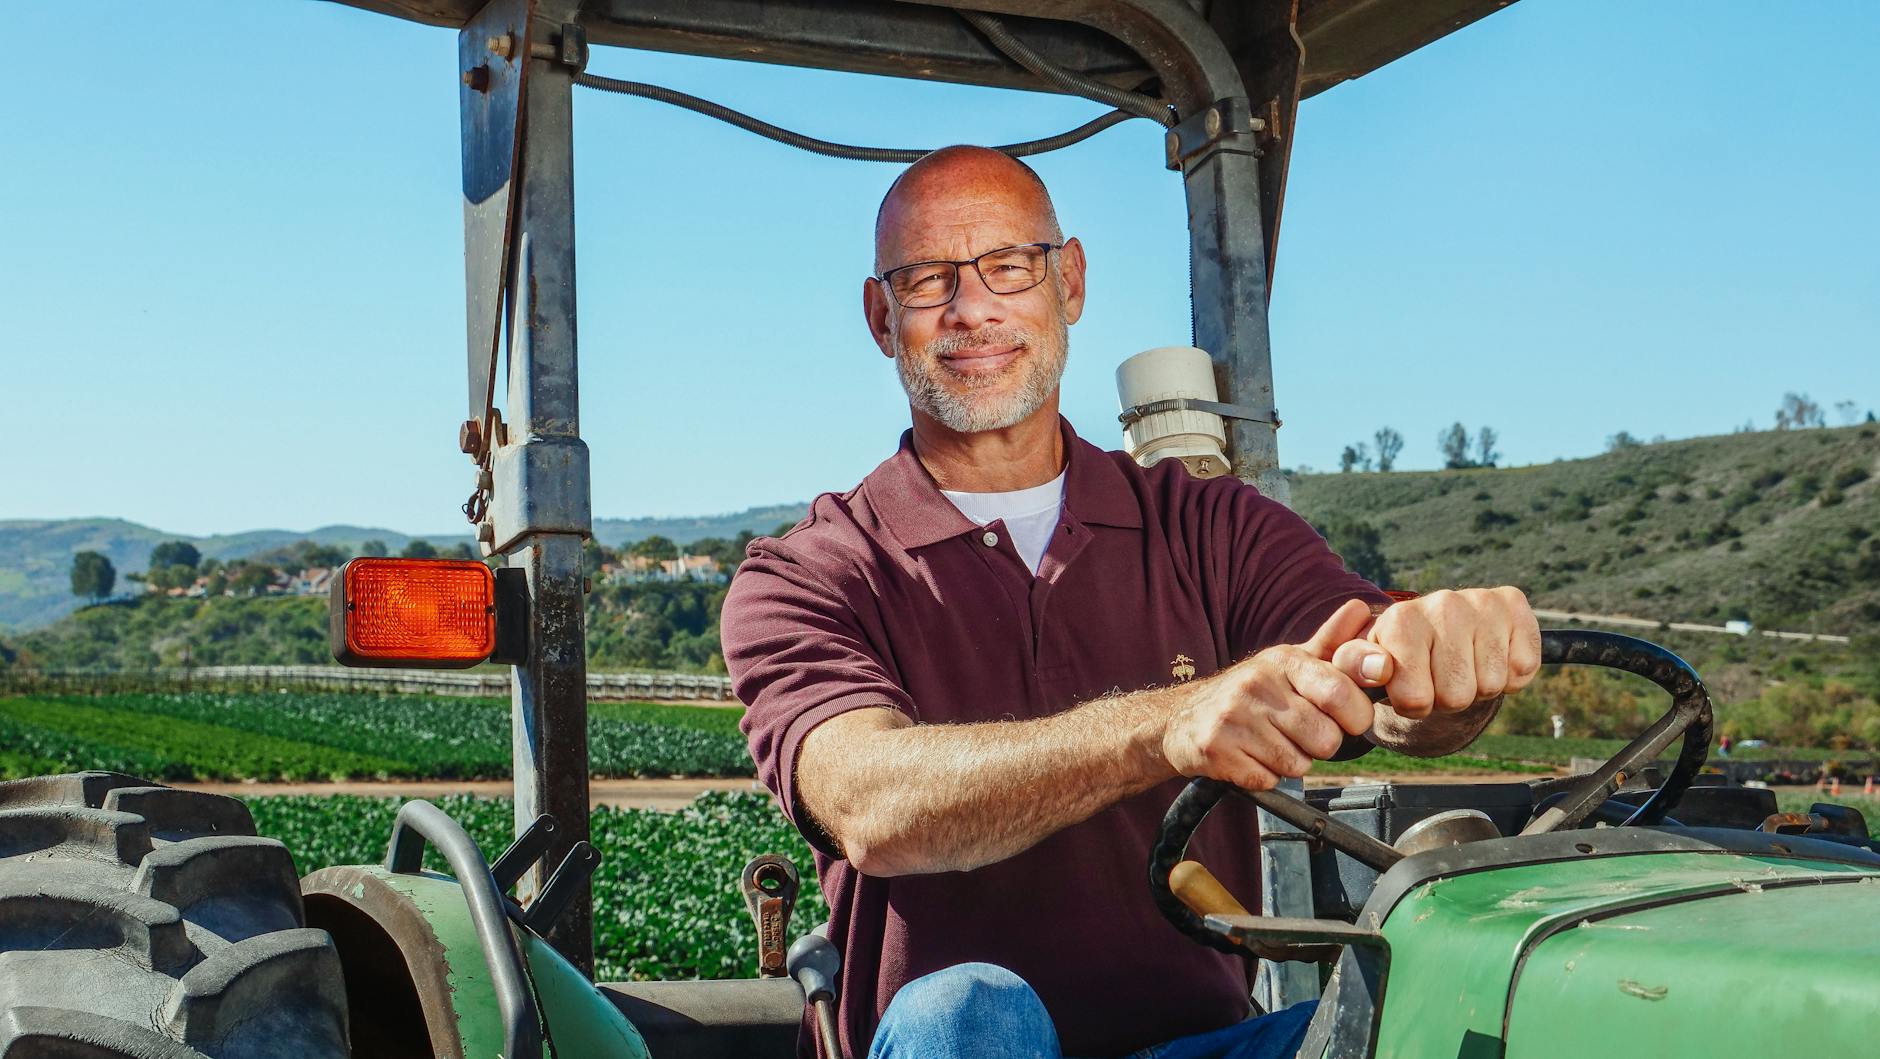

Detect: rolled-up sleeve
[723,542,915,857]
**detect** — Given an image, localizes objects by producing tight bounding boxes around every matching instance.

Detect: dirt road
[176,776,767,811]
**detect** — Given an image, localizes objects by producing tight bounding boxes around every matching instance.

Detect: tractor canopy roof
[323,0,1514,101]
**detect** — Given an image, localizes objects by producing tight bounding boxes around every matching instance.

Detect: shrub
[1473,509,1518,532]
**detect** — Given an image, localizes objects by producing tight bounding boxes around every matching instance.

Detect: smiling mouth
[939,344,1022,376]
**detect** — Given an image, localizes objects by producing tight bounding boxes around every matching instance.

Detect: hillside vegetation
[5,426,1872,682]
[1292,424,1878,634]
[0,581,734,674]
[0,504,807,631]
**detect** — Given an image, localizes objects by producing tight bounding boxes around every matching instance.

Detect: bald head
[874,146,1063,273]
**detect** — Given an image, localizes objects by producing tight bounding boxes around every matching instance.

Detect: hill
[1,581,730,675]
[1290,424,1879,636]
[0,519,471,631]
[0,503,809,632]
[4,426,1871,642]
[594,505,809,550]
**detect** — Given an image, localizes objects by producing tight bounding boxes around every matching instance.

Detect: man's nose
[941,263,1004,330]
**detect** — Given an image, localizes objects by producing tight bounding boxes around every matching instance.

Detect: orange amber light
[336,558,495,665]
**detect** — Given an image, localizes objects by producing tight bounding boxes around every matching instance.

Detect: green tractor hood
[1366,831,1880,1058]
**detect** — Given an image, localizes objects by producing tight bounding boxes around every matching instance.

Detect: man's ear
[863,276,897,359]
[1058,237,1087,326]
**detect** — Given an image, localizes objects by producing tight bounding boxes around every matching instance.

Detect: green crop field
[0,692,750,782]
[251,790,827,981]
[4,688,1865,785]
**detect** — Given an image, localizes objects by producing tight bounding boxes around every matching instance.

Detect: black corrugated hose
[571,12,1172,161]
[573,72,1135,162]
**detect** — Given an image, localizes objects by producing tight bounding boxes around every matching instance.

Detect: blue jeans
[866,963,1317,1059]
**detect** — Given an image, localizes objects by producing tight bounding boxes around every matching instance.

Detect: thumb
[1332,638,1393,687]
[1303,599,1374,660]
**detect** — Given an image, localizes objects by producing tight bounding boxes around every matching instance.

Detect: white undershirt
[941,471,1068,576]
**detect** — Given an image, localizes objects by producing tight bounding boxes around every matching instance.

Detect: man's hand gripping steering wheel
[1149,614,1715,962]
[1161,590,1543,792]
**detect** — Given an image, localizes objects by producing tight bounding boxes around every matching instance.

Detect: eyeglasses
[877,242,1062,309]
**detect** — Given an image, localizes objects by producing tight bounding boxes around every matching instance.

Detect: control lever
[740,854,800,977]
[521,841,600,934]
[789,931,843,1059]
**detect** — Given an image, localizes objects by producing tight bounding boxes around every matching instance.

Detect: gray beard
[895,317,1069,433]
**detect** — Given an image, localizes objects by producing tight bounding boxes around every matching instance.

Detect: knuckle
[1305,727,1343,760]
[1237,767,1277,792]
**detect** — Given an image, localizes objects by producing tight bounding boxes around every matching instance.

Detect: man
[723,146,1539,1059]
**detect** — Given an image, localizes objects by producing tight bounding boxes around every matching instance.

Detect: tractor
[3,2,1876,1057]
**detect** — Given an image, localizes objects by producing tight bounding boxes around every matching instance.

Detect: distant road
[1531,609,1851,645]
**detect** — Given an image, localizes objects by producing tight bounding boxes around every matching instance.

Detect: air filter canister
[1116,346,1230,478]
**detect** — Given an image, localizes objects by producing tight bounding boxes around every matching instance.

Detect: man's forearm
[798,685,1183,877]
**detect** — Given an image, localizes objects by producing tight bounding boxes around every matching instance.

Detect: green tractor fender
[301,803,650,1059]
[1328,827,1880,1059]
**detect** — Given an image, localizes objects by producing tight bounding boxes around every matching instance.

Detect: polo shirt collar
[866,417,1144,551]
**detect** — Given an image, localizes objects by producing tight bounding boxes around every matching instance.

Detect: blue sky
[6,0,1875,537]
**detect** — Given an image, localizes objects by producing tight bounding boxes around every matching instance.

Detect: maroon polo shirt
[723,421,1387,1058]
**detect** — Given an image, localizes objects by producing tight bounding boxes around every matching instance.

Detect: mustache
[914,326,1034,359]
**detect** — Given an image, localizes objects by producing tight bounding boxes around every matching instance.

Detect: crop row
[0,693,753,782]
[249,790,828,981]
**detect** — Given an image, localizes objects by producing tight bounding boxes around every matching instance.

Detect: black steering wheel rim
[1149,629,1713,955]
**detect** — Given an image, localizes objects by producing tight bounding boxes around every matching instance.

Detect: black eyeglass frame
[875,242,1064,309]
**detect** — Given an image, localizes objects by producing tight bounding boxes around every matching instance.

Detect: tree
[1774,392,1825,430]
[291,541,348,568]
[229,561,274,596]
[1474,426,1500,469]
[1338,444,1372,473]
[1606,431,1643,452]
[629,535,679,561]
[149,540,201,571]
[359,539,389,558]
[1373,427,1403,472]
[401,538,439,559]
[583,538,612,577]
[70,551,116,602]
[1438,422,1473,469]
[148,563,198,592]
[1834,400,1861,426]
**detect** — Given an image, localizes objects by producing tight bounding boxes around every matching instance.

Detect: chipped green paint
[1504,876,1880,1054]
[1369,852,1880,1059]
[349,866,512,1058]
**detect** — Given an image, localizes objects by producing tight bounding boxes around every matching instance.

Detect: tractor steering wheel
[1148,630,1714,958]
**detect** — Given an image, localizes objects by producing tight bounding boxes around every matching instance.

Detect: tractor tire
[0,772,349,1059]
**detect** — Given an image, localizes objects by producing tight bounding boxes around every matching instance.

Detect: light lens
[341,558,495,662]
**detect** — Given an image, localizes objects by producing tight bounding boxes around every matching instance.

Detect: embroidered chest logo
[1170,654,1196,682]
